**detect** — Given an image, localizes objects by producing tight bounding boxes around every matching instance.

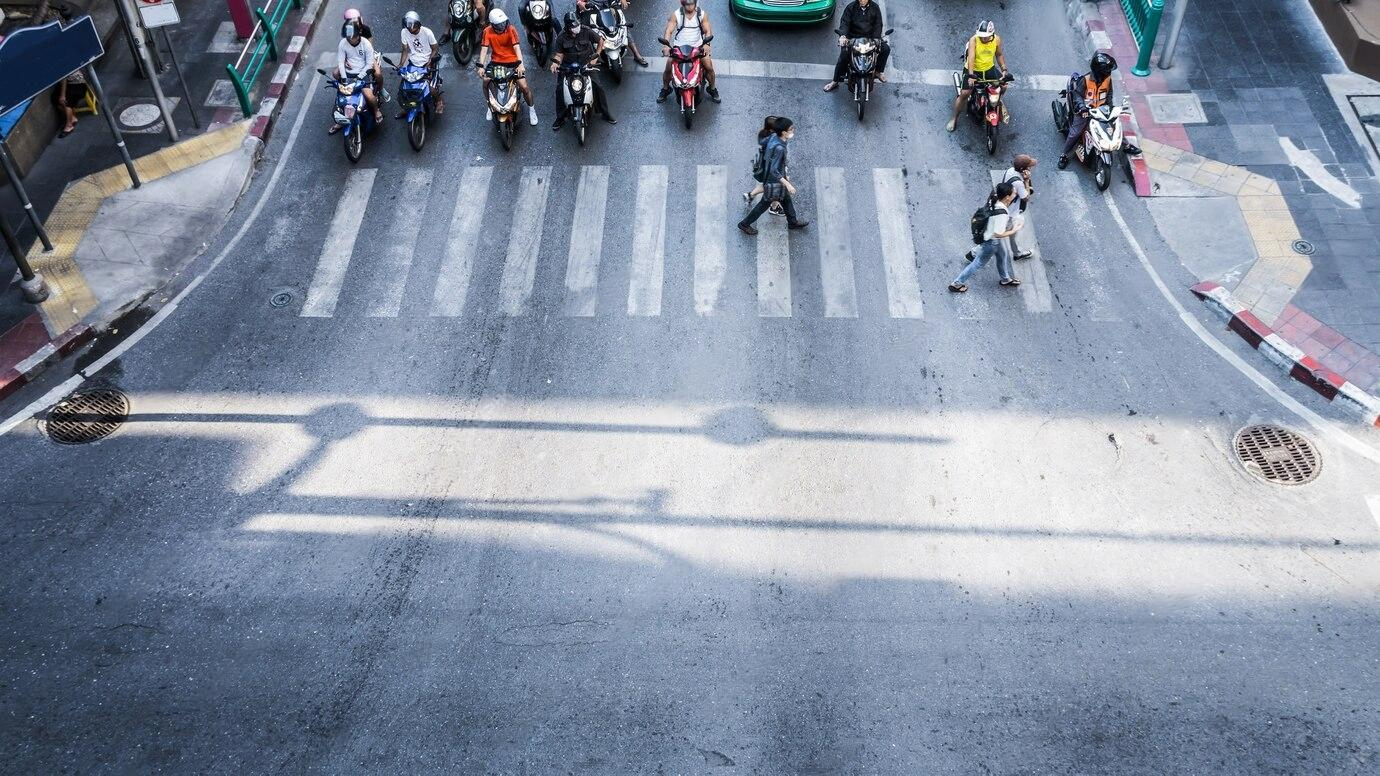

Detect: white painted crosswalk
[297,164,1082,321]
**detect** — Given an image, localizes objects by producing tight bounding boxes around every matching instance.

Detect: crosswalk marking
[873,168,925,319]
[564,165,609,317]
[757,214,792,317]
[988,170,1053,314]
[366,168,434,317]
[301,168,376,317]
[628,165,669,316]
[694,165,728,316]
[431,166,492,317]
[499,166,552,316]
[815,167,859,318]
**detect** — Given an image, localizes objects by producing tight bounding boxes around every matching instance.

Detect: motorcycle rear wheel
[453,30,474,65]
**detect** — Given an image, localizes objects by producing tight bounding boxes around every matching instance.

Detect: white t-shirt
[1003,167,1029,212]
[983,205,1011,242]
[338,37,377,76]
[401,26,438,67]
[671,8,705,47]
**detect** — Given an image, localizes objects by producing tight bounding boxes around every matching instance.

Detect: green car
[730,0,836,25]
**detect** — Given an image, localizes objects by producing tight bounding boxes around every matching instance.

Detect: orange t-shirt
[483,25,521,63]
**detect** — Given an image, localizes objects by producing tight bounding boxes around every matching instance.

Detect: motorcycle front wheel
[856,81,867,121]
[607,58,623,85]
[986,122,997,155]
[453,29,473,64]
[345,126,363,163]
[499,118,514,151]
[409,114,425,151]
[1094,155,1111,191]
[574,108,586,146]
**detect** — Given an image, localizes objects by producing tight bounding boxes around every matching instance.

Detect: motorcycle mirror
[316,68,328,75]
[884,28,894,35]
[657,37,669,46]
[381,55,396,67]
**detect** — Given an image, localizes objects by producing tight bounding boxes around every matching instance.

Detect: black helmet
[564,12,580,31]
[1090,51,1117,80]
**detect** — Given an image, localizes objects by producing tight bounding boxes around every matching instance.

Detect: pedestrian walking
[738,117,809,235]
[1003,154,1036,260]
[743,115,785,216]
[949,181,1022,292]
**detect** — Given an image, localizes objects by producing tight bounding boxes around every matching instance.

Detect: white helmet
[403,10,421,28]
[488,8,509,27]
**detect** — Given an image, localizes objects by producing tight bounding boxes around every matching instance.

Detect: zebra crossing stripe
[564,165,609,317]
[815,167,859,318]
[367,168,434,317]
[628,165,669,316]
[301,167,376,317]
[756,215,792,317]
[499,166,552,316]
[694,165,728,316]
[431,166,493,317]
[873,168,925,319]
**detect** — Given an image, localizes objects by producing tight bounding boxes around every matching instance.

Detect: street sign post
[137,0,181,28]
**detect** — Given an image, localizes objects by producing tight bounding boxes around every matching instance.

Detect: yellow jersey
[972,34,1000,72]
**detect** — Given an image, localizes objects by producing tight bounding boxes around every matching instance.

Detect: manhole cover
[1233,425,1320,485]
[118,103,162,128]
[270,290,294,307]
[1292,239,1315,255]
[45,388,129,445]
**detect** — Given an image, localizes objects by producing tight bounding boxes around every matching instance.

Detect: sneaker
[601,113,617,124]
[963,250,974,263]
[528,106,538,126]
[656,87,671,103]
[1057,155,1069,170]
[945,119,956,132]
[768,202,785,217]
[1124,143,1142,156]
[738,221,758,236]
[486,108,493,121]
[742,191,754,210]
[787,219,810,230]
[707,86,721,103]
[552,115,566,130]
[1013,251,1033,261]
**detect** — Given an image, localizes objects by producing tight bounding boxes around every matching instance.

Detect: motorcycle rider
[656,0,719,104]
[478,9,539,125]
[334,22,384,128]
[399,11,443,116]
[550,13,617,129]
[946,20,1007,132]
[576,0,650,67]
[329,11,383,133]
[822,0,889,92]
[1057,51,1140,169]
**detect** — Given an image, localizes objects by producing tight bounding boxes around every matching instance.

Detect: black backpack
[751,146,767,182]
[970,203,1006,245]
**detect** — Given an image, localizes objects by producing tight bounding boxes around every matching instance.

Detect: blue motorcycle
[383,56,438,151]
[317,68,380,163]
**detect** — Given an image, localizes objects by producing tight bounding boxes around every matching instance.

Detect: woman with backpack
[738,117,809,235]
[949,180,1021,292]
[743,116,785,216]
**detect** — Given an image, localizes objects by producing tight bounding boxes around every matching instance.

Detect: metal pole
[161,28,200,129]
[111,0,148,79]
[0,214,48,303]
[1158,0,1189,70]
[84,65,141,189]
[115,0,178,141]
[1131,0,1165,77]
[0,141,53,252]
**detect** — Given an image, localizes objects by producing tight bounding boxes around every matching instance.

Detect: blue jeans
[954,238,1013,285]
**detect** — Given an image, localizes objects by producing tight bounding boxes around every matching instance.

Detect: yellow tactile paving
[28,121,250,336]
[1141,137,1310,324]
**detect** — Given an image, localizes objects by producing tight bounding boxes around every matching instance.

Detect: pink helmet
[343,8,361,21]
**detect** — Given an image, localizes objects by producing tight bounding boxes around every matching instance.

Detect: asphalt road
[3,0,1380,772]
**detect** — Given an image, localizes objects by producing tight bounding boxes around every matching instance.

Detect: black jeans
[833,41,890,83]
[742,189,798,225]
[555,72,611,117]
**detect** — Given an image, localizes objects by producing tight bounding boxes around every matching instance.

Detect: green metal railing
[1119,0,1165,77]
[225,0,301,117]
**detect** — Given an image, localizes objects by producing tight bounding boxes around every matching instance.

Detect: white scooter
[1053,93,1134,191]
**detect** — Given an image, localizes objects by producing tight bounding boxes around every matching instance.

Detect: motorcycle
[952,68,1014,155]
[383,56,437,152]
[558,62,599,146]
[524,0,555,68]
[843,31,891,121]
[1052,91,1133,191]
[448,0,481,65]
[584,0,631,84]
[318,68,380,163]
[485,63,524,151]
[658,34,711,129]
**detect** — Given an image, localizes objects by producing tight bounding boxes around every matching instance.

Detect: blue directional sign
[0,15,105,117]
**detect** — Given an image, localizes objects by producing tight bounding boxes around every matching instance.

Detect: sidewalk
[1082,0,1380,405]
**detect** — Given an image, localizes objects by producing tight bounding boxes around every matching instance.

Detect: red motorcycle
[658,34,712,129]
[951,69,1014,155]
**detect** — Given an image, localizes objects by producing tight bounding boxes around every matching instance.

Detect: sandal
[1000,278,1021,286]
[948,283,968,293]
[823,81,839,92]
[328,123,342,134]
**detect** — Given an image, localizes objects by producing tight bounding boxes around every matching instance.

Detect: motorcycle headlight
[531,3,547,18]
[451,1,465,15]
[571,77,585,89]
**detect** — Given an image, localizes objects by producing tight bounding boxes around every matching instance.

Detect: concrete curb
[1063,0,1153,197]
[0,324,93,403]
[1192,280,1380,427]
[248,0,325,143]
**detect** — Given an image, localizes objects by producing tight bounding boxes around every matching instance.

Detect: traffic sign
[137,0,181,28]
[0,16,104,117]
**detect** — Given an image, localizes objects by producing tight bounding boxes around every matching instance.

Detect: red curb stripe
[0,324,93,404]
[267,81,285,99]
[1229,310,1271,348]
[282,51,299,67]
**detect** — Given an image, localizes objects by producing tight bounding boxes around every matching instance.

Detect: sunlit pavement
[2,0,1379,772]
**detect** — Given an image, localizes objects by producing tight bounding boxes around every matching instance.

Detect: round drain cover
[1291,239,1315,255]
[118,103,162,129]
[1233,425,1320,485]
[45,388,129,445]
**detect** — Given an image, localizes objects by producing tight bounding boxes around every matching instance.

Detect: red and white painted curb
[0,324,94,404]
[1063,0,1153,197]
[248,0,325,143]
[1192,281,1380,427]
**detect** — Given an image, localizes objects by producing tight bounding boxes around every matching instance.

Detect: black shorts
[965,66,1002,85]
